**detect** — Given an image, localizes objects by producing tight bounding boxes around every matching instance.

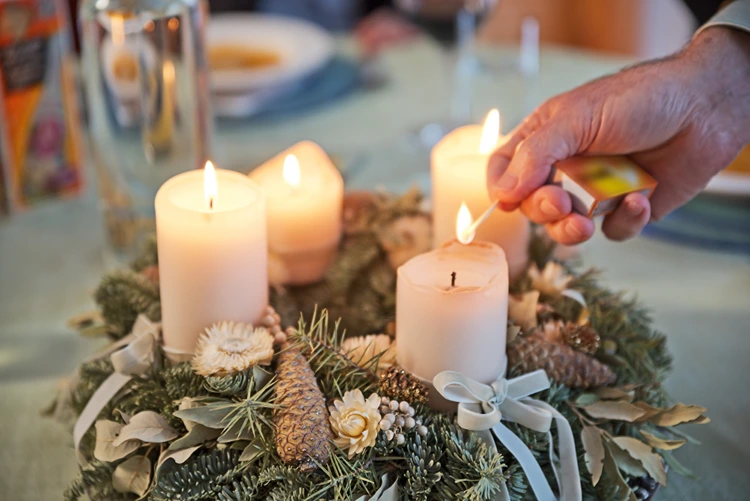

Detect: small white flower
[329,390,382,458]
[192,322,274,377]
[528,262,573,296]
[340,335,396,374]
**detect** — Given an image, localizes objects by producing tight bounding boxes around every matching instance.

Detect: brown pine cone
[379,366,429,405]
[273,344,332,471]
[562,323,601,355]
[507,330,616,389]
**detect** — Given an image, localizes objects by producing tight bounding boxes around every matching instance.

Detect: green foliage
[288,309,380,398]
[118,361,210,430]
[72,358,115,415]
[403,431,443,500]
[130,234,158,271]
[64,460,130,501]
[151,449,245,501]
[95,270,161,339]
[436,422,510,501]
[63,201,698,501]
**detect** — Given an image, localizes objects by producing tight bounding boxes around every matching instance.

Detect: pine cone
[562,323,601,355]
[379,367,429,405]
[273,344,332,471]
[507,330,616,389]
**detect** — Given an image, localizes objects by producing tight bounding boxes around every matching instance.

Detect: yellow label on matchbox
[549,156,658,218]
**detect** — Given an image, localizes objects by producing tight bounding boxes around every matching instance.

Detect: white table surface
[1,38,749,500]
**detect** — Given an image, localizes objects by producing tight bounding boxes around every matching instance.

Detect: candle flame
[204,161,217,209]
[110,14,125,46]
[283,154,301,187]
[479,108,501,154]
[456,202,475,245]
[162,59,175,84]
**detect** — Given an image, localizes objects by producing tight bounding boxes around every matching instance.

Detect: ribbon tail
[72,372,132,466]
[491,422,557,501]
[525,401,582,501]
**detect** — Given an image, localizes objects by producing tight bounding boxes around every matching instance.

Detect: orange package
[0,0,83,213]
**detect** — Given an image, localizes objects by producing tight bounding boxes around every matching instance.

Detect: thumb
[487,116,581,208]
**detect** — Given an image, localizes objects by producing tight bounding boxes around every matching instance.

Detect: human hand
[487,27,750,244]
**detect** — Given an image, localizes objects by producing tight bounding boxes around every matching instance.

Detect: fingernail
[540,199,558,217]
[626,200,645,217]
[495,173,518,193]
[566,221,583,240]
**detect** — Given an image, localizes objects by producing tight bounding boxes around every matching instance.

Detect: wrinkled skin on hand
[487,27,750,244]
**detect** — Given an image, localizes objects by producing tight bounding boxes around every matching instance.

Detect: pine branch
[95,270,161,339]
[151,449,246,501]
[288,310,379,397]
[64,460,130,501]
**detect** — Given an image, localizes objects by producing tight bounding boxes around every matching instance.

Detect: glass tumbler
[79,0,212,259]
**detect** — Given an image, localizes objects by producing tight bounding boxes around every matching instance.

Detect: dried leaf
[648,403,708,427]
[575,393,599,407]
[656,427,701,446]
[581,401,647,422]
[594,387,635,402]
[612,436,667,487]
[252,365,273,390]
[157,445,201,469]
[218,419,255,443]
[581,426,605,485]
[169,424,221,450]
[639,430,687,451]
[239,439,263,462]
[173,400,235,429]
[112,455,152,496]
[632,401,663,422]
[602,443,638,501]
[508,291,539,331]
[113,411,178,445]
[94,420,141,462]
[607,439,648,478]
[507,323,522,344]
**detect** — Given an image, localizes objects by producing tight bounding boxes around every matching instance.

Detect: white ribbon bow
[73,315,161,465]
[433,369,581,501]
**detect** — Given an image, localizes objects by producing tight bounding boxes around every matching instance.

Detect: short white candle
[155,162,268,356]
[250,141,343,285]
[432,109,530,279]
[396,204,509,396]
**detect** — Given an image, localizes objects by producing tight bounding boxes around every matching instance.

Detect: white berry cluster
[378,396,428,445]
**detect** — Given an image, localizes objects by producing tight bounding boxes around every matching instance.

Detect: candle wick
[209,198,214,210]
[451,271,457,288]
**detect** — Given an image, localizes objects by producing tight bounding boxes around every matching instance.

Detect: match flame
[455,202,475,245]
[479,108,500,154]
[204,161,217,209]
[283,154,301,187]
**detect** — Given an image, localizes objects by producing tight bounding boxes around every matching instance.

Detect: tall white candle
[396,205,509,397]
[155,162,267,356]
[432,110,530,279]
[250,141,343,285]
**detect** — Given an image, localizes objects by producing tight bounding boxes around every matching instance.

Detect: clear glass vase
[79,0,212,259]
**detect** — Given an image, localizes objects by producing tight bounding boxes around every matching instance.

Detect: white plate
[705,171,750,197]
[207,13,334,94]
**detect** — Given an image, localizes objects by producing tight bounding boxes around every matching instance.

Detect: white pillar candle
[155,162,267,356]
[432,109,530,279]
[396,204,509,397]
[250,141,343,285]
